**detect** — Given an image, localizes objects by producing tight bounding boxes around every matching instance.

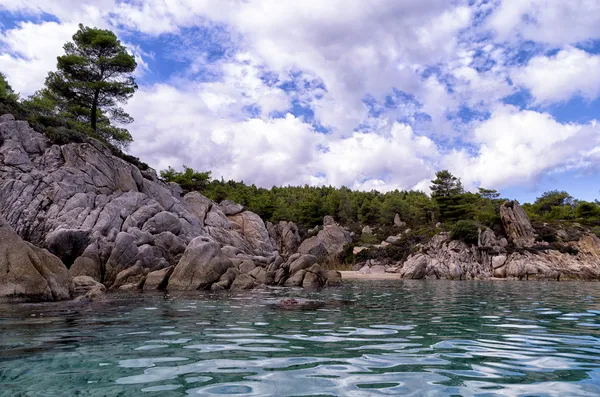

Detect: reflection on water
[1,281,600,396]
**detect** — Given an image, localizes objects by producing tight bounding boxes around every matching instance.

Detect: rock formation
[500,201,536,247]
[298,216,352,263]
[0,216,72,301]
[0,115,340,299]
[396,201,600,280]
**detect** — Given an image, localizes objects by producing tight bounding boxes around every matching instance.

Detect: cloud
[486,0,600,45]
[457,105,600,188]
[2,0,600,197]
[0,21,76,96]
[511,46,600,104]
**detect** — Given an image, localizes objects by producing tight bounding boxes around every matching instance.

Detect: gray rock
[394,214,406,227]
[370,265,386,274]
[143,266,173,290]
[230,273,255,290]
[323,216,335,226]
[284,269,306,287]
[142,211,182,235]
[168,238,233,290]
[0,217,72,301]
[45,228,91,268]
[219,200,244,215]
[362,226,373,235]
[228,211,275,253]
[325,270,343,286]
[500,201,536,247]
[239,260,257,274]
[218,267,240,289]
[297,237,329,262]
[267,221,301,256]
[72,276,104,296]
[302,271,321,289]
[289,255,318,275]
[249,267,267,284]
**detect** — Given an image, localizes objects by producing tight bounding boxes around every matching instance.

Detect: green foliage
[430,170,464,198]
[160,166,212,193]
[40,24,137,148]
[450,220,480,244]
[0,73,18,102]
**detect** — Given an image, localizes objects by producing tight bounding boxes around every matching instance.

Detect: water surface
[1,281,600,396]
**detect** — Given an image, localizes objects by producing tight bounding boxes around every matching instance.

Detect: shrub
[450,220,479,244]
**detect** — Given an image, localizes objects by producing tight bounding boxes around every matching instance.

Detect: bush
[450,220,479,244]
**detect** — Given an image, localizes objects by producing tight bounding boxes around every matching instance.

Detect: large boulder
[219,200,244,216]
[168,238,234,290]
[228,211,275,253]
[298,217,351,263]
[267,221,301,257]
[500,201,536,247]
[0,217,72,301]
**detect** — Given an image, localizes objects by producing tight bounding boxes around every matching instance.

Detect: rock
[267,221,301,256]
[400,254,428,279]
[84,285,107,302]
[143,266,174,290]
[500,201,536,247]
[492,255,507,269]
[297,237,329,262]
[142,211,182,235]
[385,266,399,273]
[217,267,240,289]
[250,267,267,284]
[289,254,318,275]
[359,265,371,274]
[394,214,407,227]
[284,269,306,287]
[323,216,335,226]
[362,226,373,235]
[219,200,244,215]
[0,217,72,302]
[104,232,139,285]
[239,260,257,274]
[113,263,145,289]
[370,265,386,274]
[230,273,255,290]
[45,228,90,268]
[302,272,321,288]
[228,211,275,253]
[326,270,342,286]
[353,246,368,255]
[168,239,233,290]
[274,268,287,285]
[72,276,105,296]
[385,235,401,244]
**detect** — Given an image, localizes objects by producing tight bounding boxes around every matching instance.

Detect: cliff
[0,114,340,301]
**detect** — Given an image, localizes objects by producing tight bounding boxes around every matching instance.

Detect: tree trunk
[91,89,100,132]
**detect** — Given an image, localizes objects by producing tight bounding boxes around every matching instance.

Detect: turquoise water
[1,281,600,396]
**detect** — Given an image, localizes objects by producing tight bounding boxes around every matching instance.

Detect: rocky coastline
[1,114,600,303]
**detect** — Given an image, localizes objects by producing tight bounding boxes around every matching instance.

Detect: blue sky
[1,0,600,204]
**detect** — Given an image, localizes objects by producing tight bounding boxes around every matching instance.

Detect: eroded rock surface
[0,115,341,297]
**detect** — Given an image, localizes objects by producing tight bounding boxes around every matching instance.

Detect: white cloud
[512,46,600,104]
[0,21,76,96]
[2,0,600,196]
[487,0,600,45]
[457,106,600,188]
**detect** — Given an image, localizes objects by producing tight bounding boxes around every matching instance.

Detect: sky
[1,0,600,203]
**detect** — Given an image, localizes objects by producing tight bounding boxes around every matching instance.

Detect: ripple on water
[2,281,600,396]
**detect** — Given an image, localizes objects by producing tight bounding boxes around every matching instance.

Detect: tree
[0,73,18,102]
[44,24,137,146]
[478,187,500,200]
[430,170,464,198]
[160,166,212,193]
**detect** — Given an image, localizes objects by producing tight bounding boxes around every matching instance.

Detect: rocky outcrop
[267,221,301,257]
[500,201,536,247]
[298,216,351,263]
[0,115,341,298]
[395,202,600,281]
[0,216,72,301]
